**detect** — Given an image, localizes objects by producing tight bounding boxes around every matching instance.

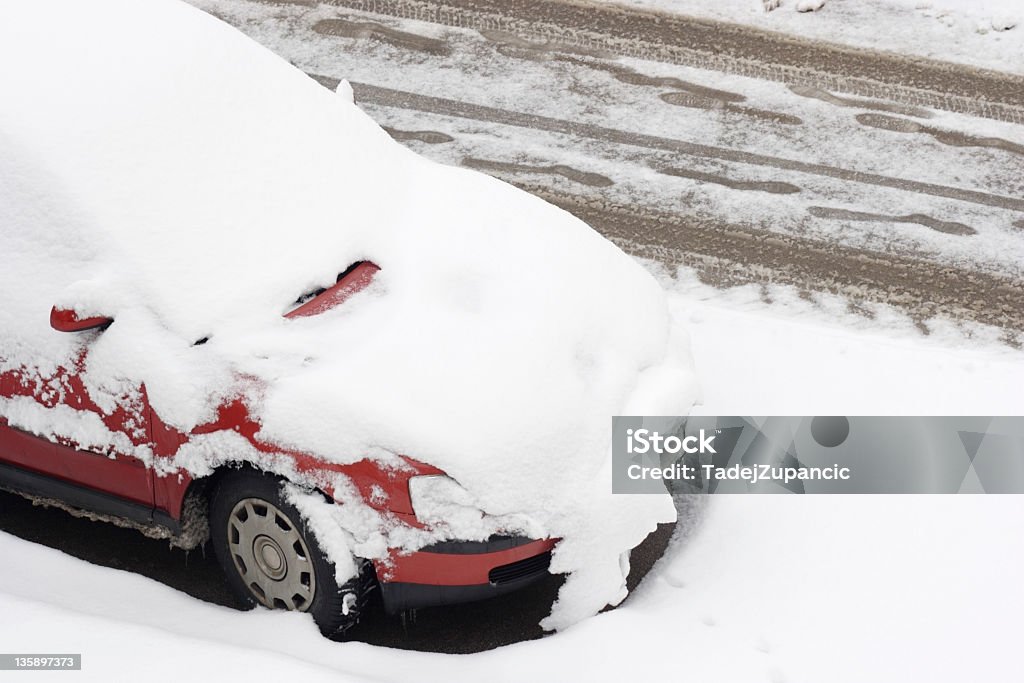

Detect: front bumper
[375,536,557,613]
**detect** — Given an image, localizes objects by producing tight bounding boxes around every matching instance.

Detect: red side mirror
[50,306,113,333]
[285,261,380,319]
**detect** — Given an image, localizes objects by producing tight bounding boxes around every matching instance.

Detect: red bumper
[374,537,557,613]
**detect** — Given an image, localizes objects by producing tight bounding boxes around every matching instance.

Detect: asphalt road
[0,488,688,653]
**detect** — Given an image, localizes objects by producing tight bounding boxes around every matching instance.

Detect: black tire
[209,468,374,639]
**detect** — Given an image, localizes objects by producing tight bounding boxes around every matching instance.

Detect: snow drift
[0,0,698,629]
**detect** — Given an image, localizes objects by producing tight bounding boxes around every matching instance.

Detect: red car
[0,0,688,639]
[0,263,556,637]
[1,274,558,634]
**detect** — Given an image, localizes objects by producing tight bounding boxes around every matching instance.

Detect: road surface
[196,0,1024,340]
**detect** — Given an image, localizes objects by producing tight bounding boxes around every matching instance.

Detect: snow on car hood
[0,0,698,629]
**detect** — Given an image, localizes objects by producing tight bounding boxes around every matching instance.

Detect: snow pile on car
[0,0,698,629]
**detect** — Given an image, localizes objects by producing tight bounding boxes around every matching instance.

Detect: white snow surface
[2,273,1023,681]
[602,0,1024,74]
[0,0,698,630]
[657,265,1024,415]
[5,497,1023,683]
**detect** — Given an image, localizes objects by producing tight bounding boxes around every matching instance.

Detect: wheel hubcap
[227,498,316,611]
[254,536,286,579]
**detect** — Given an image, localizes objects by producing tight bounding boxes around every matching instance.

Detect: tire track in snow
[581,60,747,104]
[659,91,802,126]
[657,166,801,195]
[480,35,752,110]
[787,85,933,119]
[314,0,1024,124]
[382,126,454,143]
[807,206,975,236]
[478,28,614,61]
[328,77,1024,213]
[312,17,450,55]
[462,157,613,187]
[856,113,1024,157]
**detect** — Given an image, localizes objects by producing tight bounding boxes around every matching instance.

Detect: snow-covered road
[606,0,1024,76]
[188,0,1024,338]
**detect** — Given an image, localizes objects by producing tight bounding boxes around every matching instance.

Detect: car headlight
[408,474,548,541]
[407,474,478,522]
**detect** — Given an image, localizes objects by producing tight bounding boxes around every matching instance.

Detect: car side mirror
[50,306,113,333]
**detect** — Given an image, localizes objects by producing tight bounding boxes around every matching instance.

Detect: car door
[0,365,59,477]
[0,347,155,509]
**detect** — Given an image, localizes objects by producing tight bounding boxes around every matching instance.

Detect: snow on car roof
[0,0,405,343]
[0,0,697,630]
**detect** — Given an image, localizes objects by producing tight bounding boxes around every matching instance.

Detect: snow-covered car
[0,0,697,636]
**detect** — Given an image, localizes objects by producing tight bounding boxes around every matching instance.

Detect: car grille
[488,551,552,586]
[421,535,535,555]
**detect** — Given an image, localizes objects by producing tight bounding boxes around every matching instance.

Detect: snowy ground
[5,496,1024,683]
[602,0,1024,75]
[3,268,1022,683]
[660,265,1024,415]
[4,2,1022,679]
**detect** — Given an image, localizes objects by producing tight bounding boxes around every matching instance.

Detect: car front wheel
[209,469,373,638]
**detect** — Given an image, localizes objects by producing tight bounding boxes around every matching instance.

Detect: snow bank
[0,590,360,683]
[913,1,1021,32]
[794,0,826,13]
[7,495,1024,682]
[655,265,1024,415]
[0,0,696,628]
